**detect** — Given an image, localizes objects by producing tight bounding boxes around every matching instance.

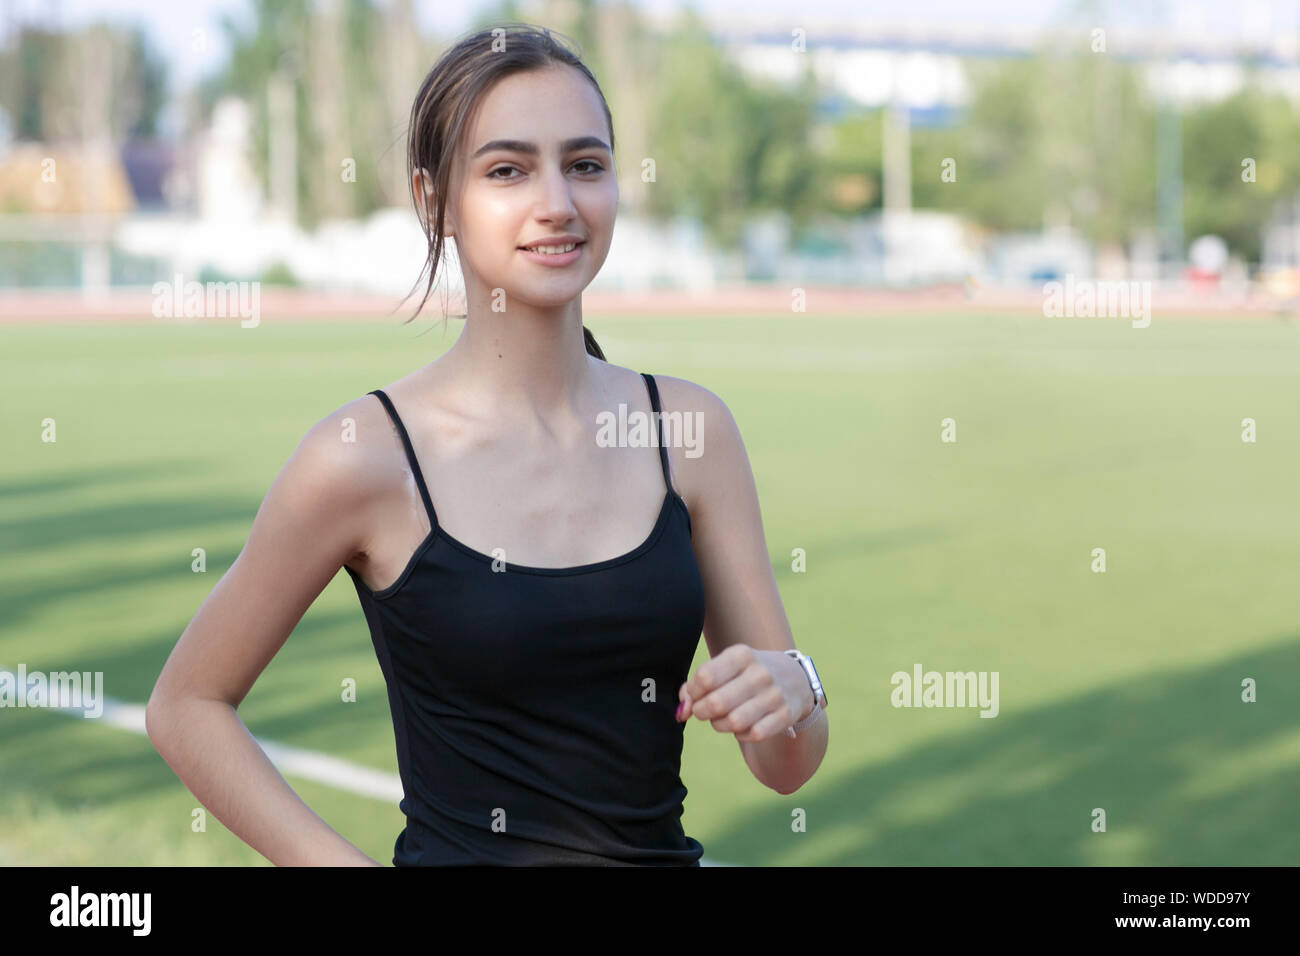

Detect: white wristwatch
[784,649,827,738]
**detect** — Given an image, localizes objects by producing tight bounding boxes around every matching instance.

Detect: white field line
[19,687,737,866]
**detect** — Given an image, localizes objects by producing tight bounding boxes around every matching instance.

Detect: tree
[642,10,822,250]
[0,24,167,143]
[911,48,1156,249]
[1181,85,1300,263]
[209,0,419,227]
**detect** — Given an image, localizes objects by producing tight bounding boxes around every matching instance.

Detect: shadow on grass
[1,496,256,556]
[3,457,1295,865]
[0,462,208,500]
[0,595,392,814]
[4,629,1295,865]
[697,635,1299,865]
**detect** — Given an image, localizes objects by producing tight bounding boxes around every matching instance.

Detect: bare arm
[659,376,828,795]
[146,399,386,866]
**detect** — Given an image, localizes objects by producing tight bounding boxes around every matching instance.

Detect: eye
[486,160,605,181]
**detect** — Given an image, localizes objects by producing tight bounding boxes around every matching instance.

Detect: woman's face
[438,64,618,310]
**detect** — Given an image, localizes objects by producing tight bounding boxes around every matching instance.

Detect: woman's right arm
[145,401,387,866]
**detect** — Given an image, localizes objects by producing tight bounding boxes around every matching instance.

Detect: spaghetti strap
[367,389,437,528]
[640,372,675,496]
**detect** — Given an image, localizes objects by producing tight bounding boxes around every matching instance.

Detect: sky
[4,0,1297,92]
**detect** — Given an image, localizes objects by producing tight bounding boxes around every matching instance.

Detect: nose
[534,162,578,224]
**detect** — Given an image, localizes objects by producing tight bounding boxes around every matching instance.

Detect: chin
[508,282,591,309]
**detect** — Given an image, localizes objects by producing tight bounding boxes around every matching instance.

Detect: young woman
[146,24,827,867]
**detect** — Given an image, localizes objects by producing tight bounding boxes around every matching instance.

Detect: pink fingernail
[675,701,685,720]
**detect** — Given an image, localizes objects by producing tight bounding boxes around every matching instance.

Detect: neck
[439,291,597,428]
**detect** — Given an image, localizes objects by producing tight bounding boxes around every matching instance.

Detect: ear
[412,167,440,231]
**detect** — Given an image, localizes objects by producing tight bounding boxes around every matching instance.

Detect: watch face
[806,658,826,705]
[789,651,826,706]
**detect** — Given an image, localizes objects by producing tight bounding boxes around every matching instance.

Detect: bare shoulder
[635,371,745,515]
[271,391,405,561]
[645,372,734,422]
[647,371,745,460]
[293,392,396,490]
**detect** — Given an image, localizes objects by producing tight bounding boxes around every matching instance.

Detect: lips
[517,240,586,267]
[517,239,586,253]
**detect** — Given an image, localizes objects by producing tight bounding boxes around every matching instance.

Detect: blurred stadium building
[1,2,1299,312]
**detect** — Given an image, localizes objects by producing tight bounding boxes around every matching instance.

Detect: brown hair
[404,23,609,361]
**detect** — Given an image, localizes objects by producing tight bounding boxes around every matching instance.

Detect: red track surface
[0,284,1294,322]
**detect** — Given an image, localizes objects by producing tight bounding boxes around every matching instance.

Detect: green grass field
[2,311,1298,865]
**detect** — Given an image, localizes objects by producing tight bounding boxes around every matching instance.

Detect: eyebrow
[471,136,611,159]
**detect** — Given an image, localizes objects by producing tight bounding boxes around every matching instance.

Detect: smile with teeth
[526,242,580,255]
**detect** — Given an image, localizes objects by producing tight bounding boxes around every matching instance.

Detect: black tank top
[343,372,706,865]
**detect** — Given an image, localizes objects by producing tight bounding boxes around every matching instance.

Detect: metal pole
[1154,0,1184,278]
